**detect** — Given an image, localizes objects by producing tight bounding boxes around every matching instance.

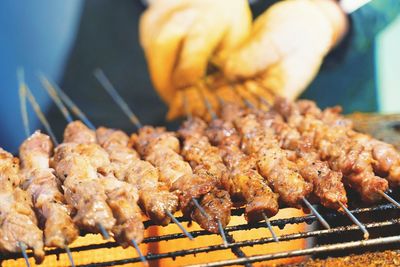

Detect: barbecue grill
[2,201,400,266]
[3,72,400,266]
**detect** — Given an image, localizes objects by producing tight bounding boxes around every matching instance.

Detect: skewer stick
[196,83,217,120]
[243,82,272,109]
[93,70,196,241]
[65,245,75,267]
[339,201,369,239]
[230,83,255,109]
[94,68,142,129]
[226,84,332,230]
[217,220,229,248]
[45,81,96,130]
[22,80,59,146]
[181,91,229,246]
[191,198,229,246]
[131,239,148,265]
[201,83,280,242]
[165,209,194,240]
[97,223,110,240]
[39,75,73,123]
[17,68,31,137]
[191,197,210,219]
[18,242,30,267]
[262,212,279,242]
[19,72,77,266]
[379,191,400,208]
[302,197,331,229]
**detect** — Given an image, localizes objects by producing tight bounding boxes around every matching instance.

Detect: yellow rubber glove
[223,0,348,100]
[139,0,252,105]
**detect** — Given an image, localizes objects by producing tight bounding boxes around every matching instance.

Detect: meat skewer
[39,78,148,263]
[19,76,79,266]
[233,89,373,237]
[232,87,373,237]
[293,99,400,189]
[194,89,280,241]
[211,87,334,230]
[43,75,192,243]
[94,70,231,246]
[0,148,45,265]
[273,97,394,204]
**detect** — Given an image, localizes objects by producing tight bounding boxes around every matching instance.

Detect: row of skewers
[1,69,400,267]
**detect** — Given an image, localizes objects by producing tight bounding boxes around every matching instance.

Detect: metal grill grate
[2,203,400,266]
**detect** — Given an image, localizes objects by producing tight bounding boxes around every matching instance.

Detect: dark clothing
[48,0,400,138]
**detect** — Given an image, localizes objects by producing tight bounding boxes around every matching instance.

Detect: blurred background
[1,0,399,153]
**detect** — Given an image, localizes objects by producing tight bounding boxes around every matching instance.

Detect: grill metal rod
[188,235,400,267]
[3,203,399,261]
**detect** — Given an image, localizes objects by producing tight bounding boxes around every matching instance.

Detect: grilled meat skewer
[0,148,45,263]
[244,105,348,210]
[183,116,279,222]
[96,127,179,226]
[19,131,79,248]
[274,98,389,203]
[133,126,232,233]
[229,110,313,208]
[52,124,116,236]
[178,118,234,230]
[295,100,400,188]
[53,121,144,247]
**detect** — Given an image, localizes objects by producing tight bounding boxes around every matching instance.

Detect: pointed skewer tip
[339,201,369,239]
[217,220,229,247]
[165,209,194,240]
[131,239,148,265]
[18,242,31,267]
[302,197,331,229]
[65,245,75,267]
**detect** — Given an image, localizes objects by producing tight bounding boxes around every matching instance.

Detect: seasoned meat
[0,149,44,263]
[206,118,279,221]
[97,127,178,226]
[20,131,78,248]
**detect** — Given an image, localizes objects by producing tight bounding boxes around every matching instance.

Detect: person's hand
[139,0,252,105]
[222,0,348,100]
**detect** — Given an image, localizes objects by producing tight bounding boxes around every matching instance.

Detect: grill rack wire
[2,203,400,267]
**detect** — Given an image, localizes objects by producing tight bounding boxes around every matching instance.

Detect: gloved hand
[139,0,252,105]
[223,0,348,100]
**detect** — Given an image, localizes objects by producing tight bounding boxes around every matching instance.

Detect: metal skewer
[97,223,111,240]
[339,201,369,239]
[41,78,96,130]
[92,69,195,241]
[262,212,279,242]
[18,72,58,146]
[65,245,76,267]
[302,197,331,229]
[379,191,400,208]
[19,72,77,267]
[39,76,132,242]
[165,209,194,240]
[39,75,74,122]
[199,83,281,241]
[17,68,31,137]
[131,239,148,265]
[18,241,30,267]
[191,198,228,247]
[93,69,194,236]
[210,82,331,230]
[93,68,142,129]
